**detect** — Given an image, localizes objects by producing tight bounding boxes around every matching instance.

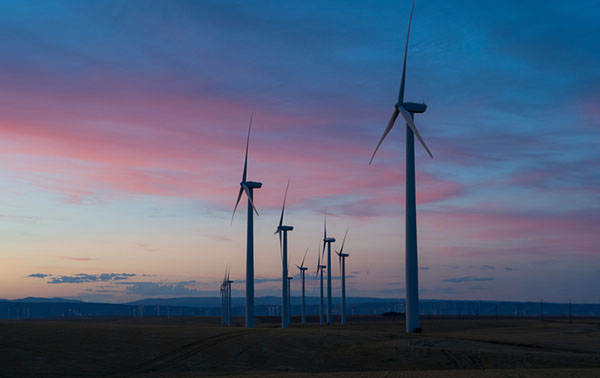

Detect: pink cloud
[426,207,599,256]
[0,82,465,212]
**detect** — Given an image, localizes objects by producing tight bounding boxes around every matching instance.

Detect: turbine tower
[336,228,350,325]
[232,114,262,329]
[369,0,433,334]
[226,266,234,327]
[220,279,225,325]
[274,179,293,328]
[296,248,309,325]
[287,275,293,324]
[322,210,335,325]
[316,245,326,325]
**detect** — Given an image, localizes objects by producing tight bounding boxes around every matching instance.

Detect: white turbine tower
[316,244,326,325]
[322,210,336,325]
[369,0,432,334]
[336,228,350,325]
[296,248,309,325]
[231,114,262,329]
[274,179,293,328]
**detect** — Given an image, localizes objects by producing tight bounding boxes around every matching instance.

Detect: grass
[0,317,598,377]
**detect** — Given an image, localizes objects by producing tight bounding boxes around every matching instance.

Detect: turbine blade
[398,105,433,158]
[231,186,244,224]
[242,183,259,216]
[301,248,308,268]
[279,230,283,263]
[369,109,400,165]
[316,246,321,278]
[242,113,253,183]
[278,178,290,230]
[323,209,327,239]
[397,0,416,104]
[339,227,349,254]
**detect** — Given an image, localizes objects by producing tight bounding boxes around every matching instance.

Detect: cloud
[46,273,136,284]
[58,256,96,261]
[119,281,201,296]
[480,265,495,270]
[28,273,52,278]
[443,276,494,283]
[419,266,430,270]
[504,267,518,271]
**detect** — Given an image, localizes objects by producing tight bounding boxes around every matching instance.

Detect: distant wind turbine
[336,228,350,325]
[231,114,262,329]
[226,265,233,327]
[220,271,225,325]
[369,0,432,334]
[316,243,326,325]
[296,248,309,325]
[322,210,336,325]
[274,179,293,328]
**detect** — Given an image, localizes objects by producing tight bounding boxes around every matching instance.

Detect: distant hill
[0,297,84,303]
[1,296,598,319]
[127,296,393,308]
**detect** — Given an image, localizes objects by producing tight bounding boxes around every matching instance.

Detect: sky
[0,0,598,303]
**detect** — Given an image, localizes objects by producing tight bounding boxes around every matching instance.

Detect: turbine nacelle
[242,181,262,189]
[323,237,336,243]
[396,101,427,114]
[277,225,294,232]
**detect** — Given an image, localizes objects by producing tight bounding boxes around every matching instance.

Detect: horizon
[1,0,599,304]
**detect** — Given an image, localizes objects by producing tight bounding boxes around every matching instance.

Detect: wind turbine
[226,265,234,327]
[220,266,227,325]
[231,114,262,329]
[220,282,225,325]
[369,0,432,334]
[274,179,293,328]
[336,228,350,325]
[296,248,309,325]
[322,210,336,325]
[316,244,326,325]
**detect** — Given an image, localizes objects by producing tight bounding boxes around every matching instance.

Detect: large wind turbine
[322,211,336,325]
[369,0,432,334]
[231,114,262,329]
[274,179,293,328]
[315,245,326,325]
[336,228,350,325]
[296,248,309,325]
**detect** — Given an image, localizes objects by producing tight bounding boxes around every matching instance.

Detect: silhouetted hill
[0,297,84,303]
[1,297,598,319]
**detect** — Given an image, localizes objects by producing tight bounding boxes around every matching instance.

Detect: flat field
[0,317,598,377]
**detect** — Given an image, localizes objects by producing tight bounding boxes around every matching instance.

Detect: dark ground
[0,317,598,377]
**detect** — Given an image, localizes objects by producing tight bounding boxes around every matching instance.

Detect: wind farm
[0,0,598,377]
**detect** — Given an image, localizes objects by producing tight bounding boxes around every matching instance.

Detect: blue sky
[0,0,598,303]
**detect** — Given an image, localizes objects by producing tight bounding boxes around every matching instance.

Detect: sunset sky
[1,0,598,303]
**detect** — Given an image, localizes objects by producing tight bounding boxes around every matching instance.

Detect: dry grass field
[0,317,598,378]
